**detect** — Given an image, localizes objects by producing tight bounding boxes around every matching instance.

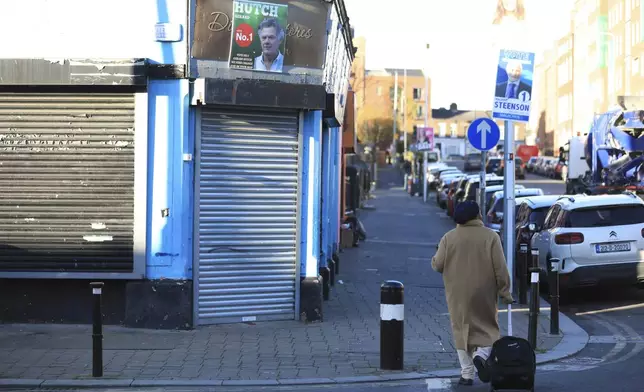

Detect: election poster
[491,49,535,123]
[229,0,288,72]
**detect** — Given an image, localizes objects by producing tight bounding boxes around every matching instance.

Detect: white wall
[323,6,352,126]
[0,0,187,64]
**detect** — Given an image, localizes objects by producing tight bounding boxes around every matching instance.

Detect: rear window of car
[515,158,523,164]
[466,153,482,160]
[529,207,549,226]
[566,204,644,228]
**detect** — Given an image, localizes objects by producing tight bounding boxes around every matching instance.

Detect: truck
[564,96,644,196]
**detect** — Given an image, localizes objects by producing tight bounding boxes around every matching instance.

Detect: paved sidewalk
[0,168,587,387]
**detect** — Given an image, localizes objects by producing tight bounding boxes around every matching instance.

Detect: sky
[343,0,575,110]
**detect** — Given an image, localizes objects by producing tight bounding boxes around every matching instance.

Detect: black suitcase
[486,336,536,391]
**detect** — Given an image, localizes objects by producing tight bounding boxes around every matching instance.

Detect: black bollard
[380,280,404,370]
[531,248,541,314]
[90,282,104,377]
[329,258,336,286]
[332,253,340,275]
[548,258,560,335]
[528,267,540,350]
[518,244,528,305]
[320,266,330,301]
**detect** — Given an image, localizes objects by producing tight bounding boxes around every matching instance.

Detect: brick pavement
[0,167,562,381]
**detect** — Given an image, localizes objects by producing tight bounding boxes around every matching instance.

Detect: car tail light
[555,232,585,244]
[641,228,644,238]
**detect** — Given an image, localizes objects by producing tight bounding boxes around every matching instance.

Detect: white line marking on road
[575,302,644,315]
[425,378,452,390]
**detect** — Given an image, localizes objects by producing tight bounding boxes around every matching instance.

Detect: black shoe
[473,355,490,383]
[458,377,473,386]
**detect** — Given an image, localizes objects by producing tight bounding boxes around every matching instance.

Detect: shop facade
[189,0,354,325]
[0,0,354,329]
[0,0,194,328]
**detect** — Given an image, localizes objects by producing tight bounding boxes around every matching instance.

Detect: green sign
[598,15,608,69]
[229,0,288,72]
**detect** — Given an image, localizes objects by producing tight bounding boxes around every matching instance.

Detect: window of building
[416,105,424,118]
[450,123,457,138]
[413,88,423,100]
[439,122,447,137]
[634,57,640,75]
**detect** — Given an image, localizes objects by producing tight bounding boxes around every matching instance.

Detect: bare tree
[358,118,396,151]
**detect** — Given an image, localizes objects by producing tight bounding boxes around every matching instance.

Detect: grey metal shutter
[0,92,136,272]
[197,108,299,325]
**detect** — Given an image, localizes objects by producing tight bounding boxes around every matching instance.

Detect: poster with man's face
[229,0,288,73]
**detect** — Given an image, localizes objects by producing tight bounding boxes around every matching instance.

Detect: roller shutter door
[0,93,136,272]
[197,109,299,325]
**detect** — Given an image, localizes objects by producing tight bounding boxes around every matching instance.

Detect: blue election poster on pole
[492,49,535,123]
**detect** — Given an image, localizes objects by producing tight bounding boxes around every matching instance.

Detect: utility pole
[403,68,408,153]
[393,71,398,160]
[422,43,430,203]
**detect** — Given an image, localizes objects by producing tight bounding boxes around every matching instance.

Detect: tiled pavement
[0,168,568,382]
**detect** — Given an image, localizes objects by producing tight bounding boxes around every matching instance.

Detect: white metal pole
[403,68,408,153]
[503,119,515,337]
[393,71,398,159]
[423,45,430,203]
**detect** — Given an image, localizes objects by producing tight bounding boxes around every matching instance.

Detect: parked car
[464,153,483,171]
[436,175,465,208]
[482,184,525,212]
[485,157,502,174]
[486,188,545,232]
[460,175,504,206]
[526,156,539,173]
[530,193,644,292]
[514,195,564,252]
[496,157,527,179]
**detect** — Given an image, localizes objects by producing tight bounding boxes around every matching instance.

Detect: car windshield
[466,153,482,161]
[566,204,644,227]
[427,152,439,162]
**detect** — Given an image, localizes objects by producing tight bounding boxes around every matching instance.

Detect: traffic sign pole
[479,150,487,224]
[503,119,515,337]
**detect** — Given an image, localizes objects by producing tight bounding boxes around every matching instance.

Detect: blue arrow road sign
[467,118,500,151]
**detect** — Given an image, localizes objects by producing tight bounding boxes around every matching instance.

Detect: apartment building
[536,0,644,153]
[350,37,431,147]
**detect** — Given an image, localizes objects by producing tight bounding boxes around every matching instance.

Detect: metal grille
[0,93,136,272]
[197,109,299,325]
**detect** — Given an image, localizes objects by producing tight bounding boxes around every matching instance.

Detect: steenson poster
[229,0,288,73]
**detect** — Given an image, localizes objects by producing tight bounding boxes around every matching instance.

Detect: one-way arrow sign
[477,121,491,150]
[467,118,500,151]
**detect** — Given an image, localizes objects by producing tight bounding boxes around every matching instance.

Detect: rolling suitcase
[486,336,536,391]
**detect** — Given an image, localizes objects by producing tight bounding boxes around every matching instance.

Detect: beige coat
[431,219,513,352]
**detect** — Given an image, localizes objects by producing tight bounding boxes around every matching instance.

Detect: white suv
[530,193,644,291]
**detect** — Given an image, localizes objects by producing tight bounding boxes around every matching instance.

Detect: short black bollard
[332,253,340,275]
[90,282,104,378]
[380,280,404,370]
[531,248,541,314]
[329,258,336,286]
[320,266,330,301]
[548,258,561,335]
[518,244,528,305]
[528,268,540,350]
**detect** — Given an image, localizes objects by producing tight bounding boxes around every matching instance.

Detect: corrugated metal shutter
[197,108,299,325]
[0,93,136,272]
